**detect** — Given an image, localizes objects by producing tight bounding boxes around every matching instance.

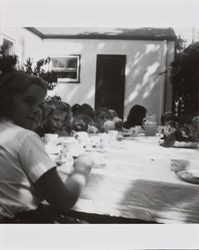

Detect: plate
[173,141,198,148]
[176,169,199,184]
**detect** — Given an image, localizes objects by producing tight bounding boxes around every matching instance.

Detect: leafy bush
[0,43,57,91]
[23,57,58,90]
[170,41,199,119]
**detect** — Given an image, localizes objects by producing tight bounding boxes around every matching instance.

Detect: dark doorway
[95,55,126,119]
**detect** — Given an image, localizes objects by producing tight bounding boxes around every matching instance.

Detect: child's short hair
[71,104,81,117]
[80,103,95,119]
[0,71,47,118]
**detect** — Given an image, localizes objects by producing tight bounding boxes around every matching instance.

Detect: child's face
[11,85,46,130]
[46,110,67,133]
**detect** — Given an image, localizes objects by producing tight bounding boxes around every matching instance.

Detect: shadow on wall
[48,40,166,117]
[124,43,164,121]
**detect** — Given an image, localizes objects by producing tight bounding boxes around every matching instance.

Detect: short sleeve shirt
[0,121,56,219]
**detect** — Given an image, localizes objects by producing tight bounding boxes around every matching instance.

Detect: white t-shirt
[0,120,56,219]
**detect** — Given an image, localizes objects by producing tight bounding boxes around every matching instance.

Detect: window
[51,55,80,83]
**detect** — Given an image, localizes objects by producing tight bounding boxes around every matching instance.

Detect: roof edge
[25,27,177,41]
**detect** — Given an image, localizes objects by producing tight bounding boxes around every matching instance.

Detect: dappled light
[125,66,130,76]
[64,85,79,102]
[142,62,160,87]
[97,42,105,50]
[124,84,141,104]
[86,88,95,99]
[134,51,140,59]
[142,80,157,98]
[145,44,160,54]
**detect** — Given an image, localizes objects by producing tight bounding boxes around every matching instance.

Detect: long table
[57,135,199,223]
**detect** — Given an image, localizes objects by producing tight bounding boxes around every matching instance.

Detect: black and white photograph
[0,0,199,249]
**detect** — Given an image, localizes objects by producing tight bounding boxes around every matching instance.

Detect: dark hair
[71,104,81,117]
[0,71,47,118]
[80,103,95,119]
[72,114,93,132]
[95,107,111,119]
[161,111,178,125]
[123,104,147,128]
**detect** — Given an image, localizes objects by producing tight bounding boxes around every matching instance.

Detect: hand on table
[73,154,95,177]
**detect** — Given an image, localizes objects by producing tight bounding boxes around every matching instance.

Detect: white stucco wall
[42,38,170,123]
[1,28,175,123]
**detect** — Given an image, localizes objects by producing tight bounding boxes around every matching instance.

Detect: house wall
[43,38,172,123]
[1,28,175,123]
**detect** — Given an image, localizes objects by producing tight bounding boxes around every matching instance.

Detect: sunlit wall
[42,38,174,122]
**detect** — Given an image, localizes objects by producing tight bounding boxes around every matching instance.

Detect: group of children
[29,98,149,140]
[0,71,148,223]
[33,96,124,137]
[0,71,198,223]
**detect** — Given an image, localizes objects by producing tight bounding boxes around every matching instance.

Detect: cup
[170,159,190,172]
[144,124,157,136]
[99,133,111,150]
[108,130,118,141]
[130,127,138,137]
[43,133,58,145]
[135,126,142,133]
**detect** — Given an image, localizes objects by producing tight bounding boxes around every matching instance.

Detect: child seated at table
[160,111,198,148]
[123,104,147,129]
[71,104,96,132]
[71,113,94,132]
[94,107,114,133]
[109,109,123,131]
[80,103,95,120]
[0,71,94,223]
[37,99,72,137]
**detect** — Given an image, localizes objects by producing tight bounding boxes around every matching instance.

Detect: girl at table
[123,104,147,129]
[37,99,72,137]
[0,71,94,223]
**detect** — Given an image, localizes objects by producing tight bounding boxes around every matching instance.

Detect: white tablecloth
[63,135,199,223]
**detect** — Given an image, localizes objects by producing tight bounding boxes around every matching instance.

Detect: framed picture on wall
[51,55,80,83]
